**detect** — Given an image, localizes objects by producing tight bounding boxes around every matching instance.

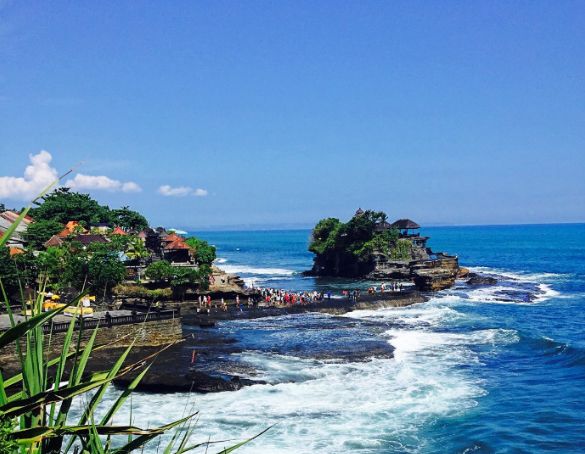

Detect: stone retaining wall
[0,318,182,362]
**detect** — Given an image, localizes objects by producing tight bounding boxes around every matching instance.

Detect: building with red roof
[112,226,128,235]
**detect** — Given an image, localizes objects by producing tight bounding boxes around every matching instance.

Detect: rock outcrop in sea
[307,209,461,291]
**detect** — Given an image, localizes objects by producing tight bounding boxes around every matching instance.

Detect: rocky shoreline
[0,272,508,395]
[111,290,427,393]
[0,289,427,395]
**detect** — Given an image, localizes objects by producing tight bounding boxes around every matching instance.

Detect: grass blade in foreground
[0,305,69,349]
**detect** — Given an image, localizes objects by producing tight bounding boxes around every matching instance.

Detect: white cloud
[65,173,141,193]
[0,150,59,200]
[0,150,142,200]
[158,184,208,197]
[158,185,208,197]
[121,181,142,193]
[158,185,192,197]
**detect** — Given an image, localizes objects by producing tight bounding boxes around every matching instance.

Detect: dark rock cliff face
[309,237,460,292]
[410,256,460,291]
[309,236,430,278]
[309,254,375,278]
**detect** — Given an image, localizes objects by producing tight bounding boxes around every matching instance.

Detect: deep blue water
[122,224,585,453]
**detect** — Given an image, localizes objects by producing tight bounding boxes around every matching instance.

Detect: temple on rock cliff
[310,209,461,291]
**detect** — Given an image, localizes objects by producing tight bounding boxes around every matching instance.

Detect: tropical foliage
[145,261,211,299]
[185,237,216,266]
[28,188,147,232]
[109,207,149,232]
[308,210,405,275]
[28,188,111,227]
[22,219,63,250]
[112,284,172,301]
[3,188,216,301]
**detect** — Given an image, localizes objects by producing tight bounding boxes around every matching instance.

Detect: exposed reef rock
[411,256,460,291]
[466,273,498,286]
[208,266,247,294]
[458,267,471,278]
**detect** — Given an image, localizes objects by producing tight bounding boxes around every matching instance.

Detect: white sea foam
[242,277,259,287]
[220,264,296,276]
[214,257,228,264]
[386,328,518,364]
[168,228,188,235]
[455,282,559,305]
[534,283,561,302]
[102,349,486,453]
[345,302,467,329]
[466,266,565,283]
[461,267,563,304]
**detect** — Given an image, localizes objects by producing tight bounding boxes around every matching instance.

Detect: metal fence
[42,309,179,335]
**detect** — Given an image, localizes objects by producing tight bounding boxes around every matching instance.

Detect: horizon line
[179,220,585,233]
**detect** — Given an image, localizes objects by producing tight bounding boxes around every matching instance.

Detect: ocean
[103,224,585,453]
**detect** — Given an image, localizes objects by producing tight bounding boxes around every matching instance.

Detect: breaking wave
[466,266,567,283]
[219,264,296,276]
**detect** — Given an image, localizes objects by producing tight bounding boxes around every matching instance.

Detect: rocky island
[307,209,462,291]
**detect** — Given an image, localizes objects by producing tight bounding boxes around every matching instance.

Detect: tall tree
[29,187,111,226]
[110,206,149,231]
[87,249,126,297]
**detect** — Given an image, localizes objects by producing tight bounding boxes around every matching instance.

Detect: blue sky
[1,1,583,229]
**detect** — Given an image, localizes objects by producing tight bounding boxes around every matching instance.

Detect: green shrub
[112,284,172,300]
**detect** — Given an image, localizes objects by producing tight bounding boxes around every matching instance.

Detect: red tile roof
[112,226,127,235]
[9,246,24,256]
[57,220,85,238]
[57,228,72,238]
[164,239,191,250]
[162,232,183,243]
[44,235,64,248]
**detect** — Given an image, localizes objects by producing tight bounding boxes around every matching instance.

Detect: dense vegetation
[2,189,213,301]
[308,210,406,276]
[145,260,211,299]
[29,187,148,233]
[185,237,216,266]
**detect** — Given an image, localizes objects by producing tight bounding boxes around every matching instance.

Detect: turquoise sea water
[116,224,585,453]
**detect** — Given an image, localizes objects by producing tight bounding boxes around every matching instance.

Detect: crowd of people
[258,288,329,306]
[367,282,404,294]
[196,294,254,313]
[195,281,407,314]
